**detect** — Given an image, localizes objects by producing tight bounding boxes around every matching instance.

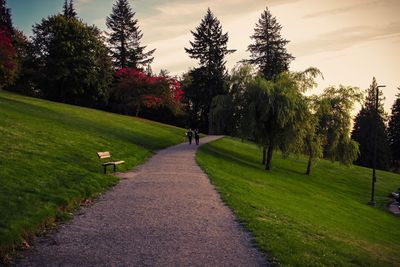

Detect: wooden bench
[97,151,125,174]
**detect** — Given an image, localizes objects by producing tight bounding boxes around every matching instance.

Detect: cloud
[291,21,400,57]
[303,0,398,19]
[75,0,96,9]
[140,0,305,74]
[139,0,303,42]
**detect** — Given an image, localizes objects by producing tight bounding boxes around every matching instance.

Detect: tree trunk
[262,146,266,165]
[306,155,312,175]
[121,38,126,68]
[265,145,273,170]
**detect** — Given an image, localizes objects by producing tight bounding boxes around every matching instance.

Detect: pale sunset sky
[7,0,400,112]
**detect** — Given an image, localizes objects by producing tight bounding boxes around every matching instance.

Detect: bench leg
[114,164,116,173]
[104,166,107,174]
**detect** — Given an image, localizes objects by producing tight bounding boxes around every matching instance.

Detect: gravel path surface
[18,136,266,266]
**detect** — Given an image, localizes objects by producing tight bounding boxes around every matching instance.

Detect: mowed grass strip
[0,91,185,256]
[197,137,400,266]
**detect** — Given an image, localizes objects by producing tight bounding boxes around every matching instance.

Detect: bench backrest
[97,151,111,159]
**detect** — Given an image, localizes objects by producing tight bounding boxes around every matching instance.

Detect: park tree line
[1,0,181,119]
[182,6,400,173]
[0,0,399,173]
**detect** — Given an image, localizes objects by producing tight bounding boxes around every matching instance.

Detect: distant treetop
[0,0,13,35]
[247,7,294,80]
[106,0,155,69]
[63,0,77,19]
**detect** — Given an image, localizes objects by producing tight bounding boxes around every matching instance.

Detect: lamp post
[368,85,386,206]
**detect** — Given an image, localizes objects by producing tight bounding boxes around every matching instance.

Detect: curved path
[18,136,266,266]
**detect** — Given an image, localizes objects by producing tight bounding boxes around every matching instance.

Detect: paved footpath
[18,136,266,266]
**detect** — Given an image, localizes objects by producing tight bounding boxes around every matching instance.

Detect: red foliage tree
[0,28,17,88]
[143,75,183,110]
[111,67,183,116]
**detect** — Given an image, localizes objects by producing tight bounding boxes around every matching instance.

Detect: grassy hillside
[197,137,400,266]
[0,91,185,259]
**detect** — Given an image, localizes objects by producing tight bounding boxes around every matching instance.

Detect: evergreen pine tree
[0,0,13,35]
[185,8,234,73]
[63,0,77,19]
[247,7,294,80]
[184,8,234,132]
[351,77,391,170]
[106,0,155,69]
[63,0,68,15]
[388,87,400,169]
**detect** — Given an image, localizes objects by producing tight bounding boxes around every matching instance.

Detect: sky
[7,0,400,112]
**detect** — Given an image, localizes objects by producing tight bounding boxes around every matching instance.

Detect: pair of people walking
[186,128,199,145]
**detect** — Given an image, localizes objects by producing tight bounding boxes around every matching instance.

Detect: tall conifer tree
[184,8,234,132]
[388,87,400,169]
[351,77,391,170]
[0,0,13,34]
[247,7,294,80]
[63,0,77,19]
[106,0,154,69]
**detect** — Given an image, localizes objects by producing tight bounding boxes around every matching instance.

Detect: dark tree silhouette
[247,7,294,80]
[63,0,77,19]
[32,15,113,106]
[185,8,234,132]
[388,87,400,170]
[351,77,391,170]
[181,67,208,130]
[0,0,13,35]
[0,27,17,88]
[106,0,155,69]
[0,0,17,88]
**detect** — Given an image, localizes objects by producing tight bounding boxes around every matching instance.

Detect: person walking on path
[186,128,193,144]
[194,129,200,145]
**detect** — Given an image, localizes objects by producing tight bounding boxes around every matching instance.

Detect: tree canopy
[247,7,294,80]
[106,0,155,69]
[0,27,17,88]
[63,0,77,19]
[243,73,308,170]
[388,87,400,170]
[110,67,183,116]
[351,77,391,170]
[32,14,113,106]
[184,8,234,133]
[318,86,361,165]
[303,85,360,175]
[0,0,12,35]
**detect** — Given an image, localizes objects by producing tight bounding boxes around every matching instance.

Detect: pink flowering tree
[111,67,184,116]
[0,28,17,89]
[144,75,184,111]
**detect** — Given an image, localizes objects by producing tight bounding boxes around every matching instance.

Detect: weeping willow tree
[208,95,233,135]
[241,67,322,168]
[288,67,325,175]
[303,110,324,175]
[227,64,255,138]
[301,84,361,175]
[242,76,270,164]
[318,86,362,164]
[243,73,309,170]
[298,86,361,175]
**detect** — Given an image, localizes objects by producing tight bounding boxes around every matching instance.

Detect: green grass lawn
[197,137,400,266]
[0,91,185,259]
